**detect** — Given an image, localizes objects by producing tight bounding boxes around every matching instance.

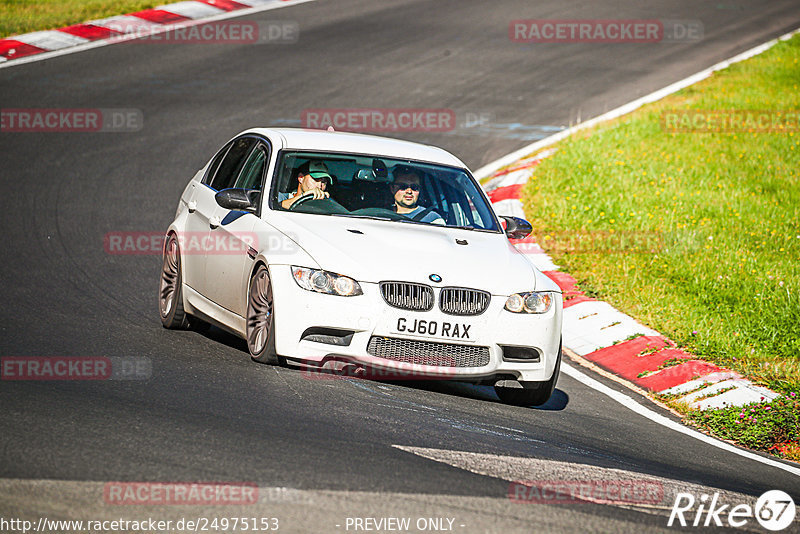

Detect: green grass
[686,392,800,462]
[1,0,168,38]
[521,35,800,394]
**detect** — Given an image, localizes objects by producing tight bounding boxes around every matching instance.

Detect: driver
[279,160,332,209]
[390,165,445,224]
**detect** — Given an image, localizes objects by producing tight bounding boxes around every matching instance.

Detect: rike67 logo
[668,490,796,531]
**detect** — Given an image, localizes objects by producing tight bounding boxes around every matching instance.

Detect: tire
[159,233,190,329]
[495,341,562,406]
[246,264,280,365]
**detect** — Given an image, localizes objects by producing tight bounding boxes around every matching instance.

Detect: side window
[234,145,268,190]
[210,137,257,191]
[202,141,232,185]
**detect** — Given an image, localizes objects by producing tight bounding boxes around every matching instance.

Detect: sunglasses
[308,174,331,186]
[393,182,420,191]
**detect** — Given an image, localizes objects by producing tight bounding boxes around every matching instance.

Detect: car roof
[242,128,467,169]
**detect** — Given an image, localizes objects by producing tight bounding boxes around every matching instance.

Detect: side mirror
[500,216,533,239]
[215,188,259,211]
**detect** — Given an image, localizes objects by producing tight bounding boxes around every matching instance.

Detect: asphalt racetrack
[1,0,800,532]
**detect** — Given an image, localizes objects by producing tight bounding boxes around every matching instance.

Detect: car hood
[267,213,542,295]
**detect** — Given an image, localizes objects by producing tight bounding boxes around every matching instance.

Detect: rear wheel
[247,265,280,365]
[159,233,189,329]
[495,341,562,406]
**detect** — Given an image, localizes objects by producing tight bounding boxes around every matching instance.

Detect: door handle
[209,216,221,229]
[187,200,197,213]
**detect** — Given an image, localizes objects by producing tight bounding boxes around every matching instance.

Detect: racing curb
[478,24,800,410]
[0,0,308,65]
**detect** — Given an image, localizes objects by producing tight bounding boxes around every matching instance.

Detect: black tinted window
[210,137,256,190]
[202,141,232,185]
[234,145,268,190]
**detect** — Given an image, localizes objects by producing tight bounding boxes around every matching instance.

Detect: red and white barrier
[0,0,308,64]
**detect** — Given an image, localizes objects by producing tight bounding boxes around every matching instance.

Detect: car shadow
[402,380,569,411]
[528,388,569,410]
[192,325,570,411]
[281,360,570,411]
[195,323,249,353]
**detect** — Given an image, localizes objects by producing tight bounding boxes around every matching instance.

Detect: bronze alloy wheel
[247,265,279,364]
[159,233,189,329]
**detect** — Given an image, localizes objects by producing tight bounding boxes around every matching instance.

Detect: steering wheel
[410,206,436,222]
[288,192,318,210]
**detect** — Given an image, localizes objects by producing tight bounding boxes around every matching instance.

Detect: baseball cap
[391,164,421,180]
[299,160,333,183]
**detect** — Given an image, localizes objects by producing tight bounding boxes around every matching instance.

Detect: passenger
[279,160,332,209]
[390,165,445,224]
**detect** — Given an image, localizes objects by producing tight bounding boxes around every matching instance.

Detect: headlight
[504,291,553,314]
[291,267,363,297]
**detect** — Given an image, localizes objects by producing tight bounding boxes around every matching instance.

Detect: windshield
[270,151,501,232]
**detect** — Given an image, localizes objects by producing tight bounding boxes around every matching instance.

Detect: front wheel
[246,265,280,365]
[159,233,189,329]
[495,341,562,406]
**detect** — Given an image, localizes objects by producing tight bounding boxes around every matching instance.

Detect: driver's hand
[309,188,329,200]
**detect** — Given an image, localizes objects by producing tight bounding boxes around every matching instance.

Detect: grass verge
[685,392,800,462]
[521,35,800,395]
[1,0,166,38]
[517,34,800,460]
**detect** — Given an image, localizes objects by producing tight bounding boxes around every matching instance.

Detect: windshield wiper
[330,213,393,221]
[450,225,501,233]
[395,220,489,231]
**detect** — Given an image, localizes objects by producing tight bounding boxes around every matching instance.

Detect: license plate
[392,317,474,341]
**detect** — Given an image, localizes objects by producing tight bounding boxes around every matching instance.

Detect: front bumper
[269,265,562,383]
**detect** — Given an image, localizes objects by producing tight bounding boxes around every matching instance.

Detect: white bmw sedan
[159,128,562,406]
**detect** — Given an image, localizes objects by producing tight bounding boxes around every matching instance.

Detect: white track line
[474,26,800,180]
[0,0,317,70]
[562,363,800,477]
